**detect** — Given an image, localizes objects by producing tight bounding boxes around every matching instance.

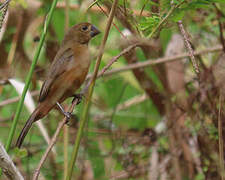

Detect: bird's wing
[39,46,74,102]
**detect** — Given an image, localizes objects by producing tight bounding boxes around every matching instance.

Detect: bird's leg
[71,93,83,104]
[71,82,89,104]
[56,102,71,120]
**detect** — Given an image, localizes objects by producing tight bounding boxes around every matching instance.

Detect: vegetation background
[0,0,225,179]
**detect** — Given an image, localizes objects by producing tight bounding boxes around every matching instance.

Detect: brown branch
[101,45,222,77]
[117,93,149,111]
[178,21,200,76]
[0,0,10,10]
[1,46,222,107]
[0,90,39,106]
[32,98,79,180]
[99,43,140,76]
[0,142,24,180]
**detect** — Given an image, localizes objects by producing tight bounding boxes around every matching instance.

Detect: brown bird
[16,22,100,148]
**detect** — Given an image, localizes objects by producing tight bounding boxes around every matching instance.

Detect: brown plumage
[16,22,100,148]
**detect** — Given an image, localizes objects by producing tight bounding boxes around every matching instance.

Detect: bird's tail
[16,108,41,148]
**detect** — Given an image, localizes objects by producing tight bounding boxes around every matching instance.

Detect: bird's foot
[72,93,83,104]
[56,102,72,121]
[64,112,72,120]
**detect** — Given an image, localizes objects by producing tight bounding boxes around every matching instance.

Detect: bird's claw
[64,112,72,121]
[72,93,83,104]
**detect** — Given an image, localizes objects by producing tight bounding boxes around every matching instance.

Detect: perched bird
[16,22,100,148]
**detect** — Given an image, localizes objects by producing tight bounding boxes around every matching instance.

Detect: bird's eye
[82,26,88,31]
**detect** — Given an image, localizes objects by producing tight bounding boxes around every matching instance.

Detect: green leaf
[195,173,205,180]
[149,0,160,6]
[139,16,161,36]
[208,0,225,3]
[52,10,65,42]
[160,28,172,52]
[171,9,185,22]
[87,141,106,179]
[185,0,211,9]
[14,147,28,158]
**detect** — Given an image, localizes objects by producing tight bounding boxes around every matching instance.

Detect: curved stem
[5,0,59,152]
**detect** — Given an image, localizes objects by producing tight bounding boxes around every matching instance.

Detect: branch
[117,93,149,111]
[178,21,200,76]
[32,98,79,180]
[99,43,140,76]
[0,90,39,107]
[1,46,222,107]
[101,45,222,77]
[0,142,24,180]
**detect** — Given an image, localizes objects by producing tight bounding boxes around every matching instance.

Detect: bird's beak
[90,25,101,37]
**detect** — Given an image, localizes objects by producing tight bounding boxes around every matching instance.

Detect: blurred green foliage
[0,0,225,179]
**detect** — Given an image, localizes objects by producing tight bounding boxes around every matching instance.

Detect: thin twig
[101,45,222,77]
[32,98,79,180]
[178,20,200,76]
[0,90,39,107]
[98,43,140,76]
[0,0,10,10]
[139,0,148,17]
[117,93,149,111]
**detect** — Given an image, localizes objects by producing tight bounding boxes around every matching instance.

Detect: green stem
[66,0,119,179]
[63,0,70,179]
[5,0,59,152]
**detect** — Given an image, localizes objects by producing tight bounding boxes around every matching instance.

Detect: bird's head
[63,22,101,45]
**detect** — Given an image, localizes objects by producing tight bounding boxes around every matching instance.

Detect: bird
[16,22,100,148]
